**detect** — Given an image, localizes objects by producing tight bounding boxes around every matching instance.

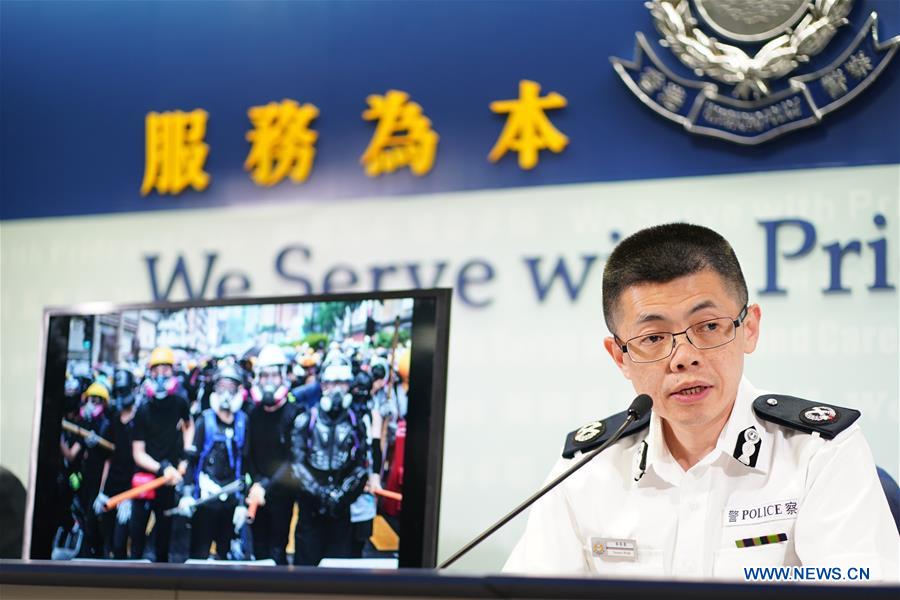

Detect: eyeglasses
[618,306,748,364]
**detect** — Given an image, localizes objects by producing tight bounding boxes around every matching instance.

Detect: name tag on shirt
[723,498,799,527]
[590,537,637,562]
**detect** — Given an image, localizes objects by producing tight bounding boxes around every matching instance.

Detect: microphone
[438,394,653,569]
[628,393,653,420]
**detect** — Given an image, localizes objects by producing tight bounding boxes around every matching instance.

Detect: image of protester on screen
[48,298,412,565]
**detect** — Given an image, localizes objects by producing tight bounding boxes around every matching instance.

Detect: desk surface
[2,560,897,598]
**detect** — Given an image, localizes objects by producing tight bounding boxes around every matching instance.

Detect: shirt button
[688,501,700,511]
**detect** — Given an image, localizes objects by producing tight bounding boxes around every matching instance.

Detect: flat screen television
[25,289,450,569]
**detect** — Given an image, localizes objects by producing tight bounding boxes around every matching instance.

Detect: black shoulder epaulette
[752,394,860,440]
[562,409,651,459]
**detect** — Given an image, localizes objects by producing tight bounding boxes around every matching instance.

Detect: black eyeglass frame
[617,305,750,364]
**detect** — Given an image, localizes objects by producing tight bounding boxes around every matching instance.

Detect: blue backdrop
[1,0,898,220]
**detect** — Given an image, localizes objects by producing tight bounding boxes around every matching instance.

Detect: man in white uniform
[504,223,899,581]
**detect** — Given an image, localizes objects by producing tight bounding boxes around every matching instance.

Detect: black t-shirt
[133,394,190,466]
[76,414,113,498]
[60,428,82,474]
[247,400,300,486]
[104,415,136,496]
[191,410,248,487]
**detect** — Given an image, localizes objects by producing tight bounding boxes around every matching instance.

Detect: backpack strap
[194,409,219,497]
[233,411,247,482]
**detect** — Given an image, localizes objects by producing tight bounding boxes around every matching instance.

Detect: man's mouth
[670,383,712,402]
[677,385,708,396]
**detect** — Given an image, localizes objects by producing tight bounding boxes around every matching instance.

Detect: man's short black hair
[602,223,748,334]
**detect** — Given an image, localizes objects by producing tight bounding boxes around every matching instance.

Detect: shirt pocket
[588,546,666,579]
[713,544,787,580]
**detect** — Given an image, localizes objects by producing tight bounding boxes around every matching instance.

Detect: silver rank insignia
[575,420,606,443]
[610,0,900,144]
[800,405,840,424]
[733,425,762,467]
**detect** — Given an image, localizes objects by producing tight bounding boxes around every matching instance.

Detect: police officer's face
[604,270,761,432]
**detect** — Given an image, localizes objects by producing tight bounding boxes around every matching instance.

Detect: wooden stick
[373,488,402,502]
[104,476,168,511]
[62,419,115,452]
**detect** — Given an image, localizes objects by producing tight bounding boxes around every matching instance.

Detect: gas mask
[250,383,288,407]
[210,387,244,413]
[113,391,136,412]
[80,397,104,421]
[142,373,180,401]
[251,366,288,408]
[319,388,352,415]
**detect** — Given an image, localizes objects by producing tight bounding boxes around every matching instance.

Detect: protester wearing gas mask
[98,368,139,558]
[58,381,113,558]
[176,365,251,560]
[244,344,301,564]
[289,361,369,565]
[131,346,193,562]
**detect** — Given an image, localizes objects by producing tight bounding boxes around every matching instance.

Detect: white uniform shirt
[504,378,899,581]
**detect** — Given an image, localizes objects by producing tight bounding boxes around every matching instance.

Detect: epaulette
[562,409,651,459]
[752,394,860,440]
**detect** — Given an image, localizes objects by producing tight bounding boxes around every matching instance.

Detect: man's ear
[742,303,762,354]
[604,336,631,380]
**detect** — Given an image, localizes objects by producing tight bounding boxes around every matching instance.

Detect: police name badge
[610,0,900,144]
[724,498,800,527]
[590,537,637,562]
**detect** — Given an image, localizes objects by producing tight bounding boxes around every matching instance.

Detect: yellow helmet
[149,346,175,368]
[83,382,110,403]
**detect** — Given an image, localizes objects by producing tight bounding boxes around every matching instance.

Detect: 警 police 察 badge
[610,0,900,144]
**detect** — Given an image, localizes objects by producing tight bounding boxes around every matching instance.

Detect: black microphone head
[628,394,653,420]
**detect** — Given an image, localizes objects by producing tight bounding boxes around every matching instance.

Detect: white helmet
[320,363,354,384]
[256,345,288,372]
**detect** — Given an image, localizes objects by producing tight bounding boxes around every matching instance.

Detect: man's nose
[669,331,700,371]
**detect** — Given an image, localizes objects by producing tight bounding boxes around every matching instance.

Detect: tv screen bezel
[24,288,451,569]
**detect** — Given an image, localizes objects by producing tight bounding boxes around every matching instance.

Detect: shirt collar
[637,403,680,486]
[635,376,770,486]
[716,377,770,473]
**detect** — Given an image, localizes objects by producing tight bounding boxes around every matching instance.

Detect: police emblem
[611,0,900,144]
[574,420,606,443]
[694,0,811,42]
[800,405,840,424]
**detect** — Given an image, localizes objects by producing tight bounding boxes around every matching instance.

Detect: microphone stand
[439,404,647,569]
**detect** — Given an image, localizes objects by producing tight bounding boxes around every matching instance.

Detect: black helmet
[351,371,373,399]
[113,369,135,393]
[371,363,387,382]
[214,364,244,385]
[112,368,137,410]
